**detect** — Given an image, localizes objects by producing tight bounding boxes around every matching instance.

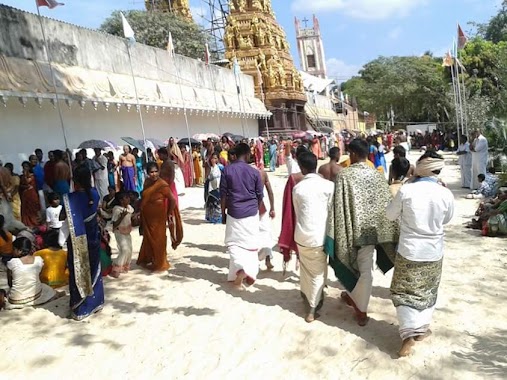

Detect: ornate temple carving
[224,0,306,111]
[145,0,193,21]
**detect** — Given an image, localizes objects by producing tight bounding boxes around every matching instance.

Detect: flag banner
[121,13,135,41]
[36,0,64,8]
[455,57,467,72]
[167,32,175,57]
[233,58,241,76]
[442,50,454,67]
[204,43,210,65]
[458,24,468,50]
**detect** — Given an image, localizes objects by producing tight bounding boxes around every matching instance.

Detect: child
[0,237,56,310]
[46,193,63,232]
[389,157,411,197]
[467,174,493,199]
[34,229,68,288]
[111,192,134,278]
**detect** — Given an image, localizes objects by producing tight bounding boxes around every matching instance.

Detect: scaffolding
[199,0,229,61]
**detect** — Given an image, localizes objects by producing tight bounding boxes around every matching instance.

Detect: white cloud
[388,26,402,40]
[326,58,362,82]
[291,0,428,21]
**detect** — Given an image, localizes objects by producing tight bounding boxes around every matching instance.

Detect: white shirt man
[457,138,472,188]
[292,152,334,323]
[470,132,489,190]
[93,149,109,200]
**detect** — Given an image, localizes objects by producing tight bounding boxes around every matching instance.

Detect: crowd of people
[3,126,501,358]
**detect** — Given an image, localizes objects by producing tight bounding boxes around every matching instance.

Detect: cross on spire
[302,17,309,28]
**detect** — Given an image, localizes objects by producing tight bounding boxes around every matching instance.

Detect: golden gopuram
[145,0,193,21]
[224,0,307,134]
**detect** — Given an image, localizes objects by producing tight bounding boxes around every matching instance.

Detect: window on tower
[307,54,316,68]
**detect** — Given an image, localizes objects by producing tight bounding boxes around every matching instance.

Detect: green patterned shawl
[324,162,399,292]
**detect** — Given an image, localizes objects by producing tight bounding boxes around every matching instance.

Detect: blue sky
[1,0,502,81]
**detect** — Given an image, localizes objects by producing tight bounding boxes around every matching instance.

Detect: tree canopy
[99,10,208,60]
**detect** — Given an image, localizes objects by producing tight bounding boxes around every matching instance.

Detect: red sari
[20,173,40,227]
[182,151,193,187]
[137,178,183,272]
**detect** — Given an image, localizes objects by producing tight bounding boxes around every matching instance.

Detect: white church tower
[295,15,327,79]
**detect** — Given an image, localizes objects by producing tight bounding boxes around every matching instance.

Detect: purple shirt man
[220,160,263,219]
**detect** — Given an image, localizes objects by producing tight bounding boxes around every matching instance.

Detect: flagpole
[125,42,148,151]
[205,58,223,136]
[458,52,469,137]
[36,5,69,152]
[233,61,247,137]
[450,63,461,148]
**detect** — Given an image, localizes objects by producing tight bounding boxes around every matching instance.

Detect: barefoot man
[119,145,137,192]
[325,139,399,326]
[52,150,71,196]
[220,143,264,289]
[293,151,334,323]
[318,147,343,181]
[386,150,454,357]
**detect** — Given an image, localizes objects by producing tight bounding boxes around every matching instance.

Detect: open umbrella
[193,133,208,141]
[78,139,116,150]
[178,137,200,146]
[230,134,245,143]
[121,137,145,151]
[147,138,166,148]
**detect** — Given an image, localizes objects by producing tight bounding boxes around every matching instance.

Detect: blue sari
[136,157,144,195]
[63,189,104,321]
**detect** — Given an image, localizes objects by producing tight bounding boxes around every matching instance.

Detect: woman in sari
[132,148,145,194]
[192,147,203,186]
[254,139,265,171]
[19,161,40,227]
[205,153,222,224]
[4,163,21,221]
[106,152,118,190]
[137,162,182,272]
[180,145,193,187]
[62,165,104,321]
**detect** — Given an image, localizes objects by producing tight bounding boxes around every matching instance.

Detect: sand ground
[1,151,506,380]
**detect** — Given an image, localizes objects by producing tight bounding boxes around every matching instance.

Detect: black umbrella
[178,137,200,146]
[222,132,234,138]
[121,137,145,151]
[147,138,166,148]
[78,139,116,150]
[231,134,245,143]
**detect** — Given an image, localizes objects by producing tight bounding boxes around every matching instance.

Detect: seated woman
[0,237,57,310]
[34,230,68,288]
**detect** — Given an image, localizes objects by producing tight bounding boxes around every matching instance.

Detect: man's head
[158,147,169,161]
[228,147,237,162]
[235,143,250,161]
[4,163,13,174]
[461,135,468,143]
[48,151,54,162]
[416,149,444,176]
[53,150,64,162]
[35,148,43,162]
[348,139,369,164]
[328,147,340,162]
[94,148,102,157]
[391,157,410,180]
[123,145,131,155]
[393,145,406,158]
[478,174,486,183]
[295,145,307,160]
[297,152,318,175]
[43,229,61,249]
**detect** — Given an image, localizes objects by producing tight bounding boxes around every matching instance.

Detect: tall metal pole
[36,6,69,151]
[206,63,223,135]
[450,64,462,147]
[126,42,148,151]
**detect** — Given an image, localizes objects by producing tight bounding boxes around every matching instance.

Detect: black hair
[488,167,496,175]
[297,151,318,173]
[108,186,116,192]
[235,143,250,157]
[0,215,7,241]
[478,174,486,181]
[295,145,307,159]
[158,147,168,156]
[53,150,64,161]
[35,148,42,154]
[392,157,410,180]
[48,193,60,203]
[329,147,340,160]
[146,161,159,174]
[393,145,406,157]
[13,237,32,257]
[348,139,369,159]
[418,149,443,162]
[44,229,61,249]
[73,165,94,207]
[116,191,131,202]
[22,161,33,173]
[4,163,13,172]
[461,135,468,143]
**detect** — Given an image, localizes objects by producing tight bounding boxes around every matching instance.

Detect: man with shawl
[386,150,454,357]
[220,143,263,289]
[470,129,489,190]
[325,139,398,326]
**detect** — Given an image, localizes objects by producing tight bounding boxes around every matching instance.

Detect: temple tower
[145,0,193,21]
[295,15,327,79]
[224,0,307,133]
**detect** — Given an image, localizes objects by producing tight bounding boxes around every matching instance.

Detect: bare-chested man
[119,145,137,192]
[53,150,71,196]
[158,147,178,206]
[318,147,343,181]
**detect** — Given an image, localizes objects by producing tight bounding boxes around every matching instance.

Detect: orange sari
[137,178,183,271]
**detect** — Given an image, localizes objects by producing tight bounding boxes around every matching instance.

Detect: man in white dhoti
[470,130,489,190]
[293,152,334,323]
[221,143,264,289]
[386,150,454,357]
[456,135,472,188]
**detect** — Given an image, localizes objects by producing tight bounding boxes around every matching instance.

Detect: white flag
[167,32,175,57]
[233,58,241,76]
[121,13,135,42]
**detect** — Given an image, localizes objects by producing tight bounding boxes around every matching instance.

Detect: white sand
[1,152,506,379]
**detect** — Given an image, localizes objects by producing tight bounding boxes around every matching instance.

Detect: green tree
[477,0,507,43]
[99,10,208,60]
[342,56,450,123]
